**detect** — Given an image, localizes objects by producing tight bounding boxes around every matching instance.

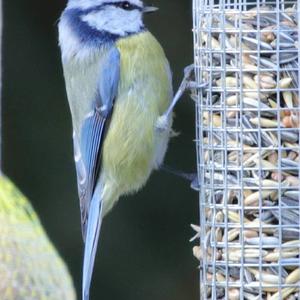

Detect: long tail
[82,184,103,300]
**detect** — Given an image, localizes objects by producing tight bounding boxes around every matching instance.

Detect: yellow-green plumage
[60,7,173,297]
[0,175,76,300]
[102,31,173,214]
[62,30,172,216]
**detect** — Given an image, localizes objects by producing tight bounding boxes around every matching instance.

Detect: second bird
[58,0,173,299]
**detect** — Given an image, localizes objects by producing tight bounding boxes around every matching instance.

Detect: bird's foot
[156,115,170,132]
[156,64,207,132]
[160,164,199,191]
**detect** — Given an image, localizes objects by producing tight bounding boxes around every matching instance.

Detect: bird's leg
[156,65,194,131]
[156,64,206,131]
[160,164,199,191]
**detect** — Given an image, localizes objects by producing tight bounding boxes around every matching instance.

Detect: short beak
[143,6,159,14]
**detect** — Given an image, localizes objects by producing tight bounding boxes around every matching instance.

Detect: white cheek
[81,9,143,36]
[81,11,114,33]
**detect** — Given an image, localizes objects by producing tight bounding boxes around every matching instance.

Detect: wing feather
[72,46,120,239]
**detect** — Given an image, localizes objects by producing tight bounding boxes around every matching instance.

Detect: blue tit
[58,1,173,299]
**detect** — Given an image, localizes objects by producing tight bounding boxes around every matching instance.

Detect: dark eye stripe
[105,2,142,11]
[66,2,142,17]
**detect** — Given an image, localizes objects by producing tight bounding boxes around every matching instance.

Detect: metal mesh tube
[193,0,300,299]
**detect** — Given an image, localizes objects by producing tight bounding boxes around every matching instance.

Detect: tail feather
[82,184,103,300]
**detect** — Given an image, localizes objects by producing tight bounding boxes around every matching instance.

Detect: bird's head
[63,0,158,38]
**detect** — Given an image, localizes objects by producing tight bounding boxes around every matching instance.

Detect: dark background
[3,1,198,299]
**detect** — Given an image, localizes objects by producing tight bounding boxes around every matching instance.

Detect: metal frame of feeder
[193,0,300,299]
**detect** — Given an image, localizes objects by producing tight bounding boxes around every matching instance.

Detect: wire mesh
[193,0,300,299]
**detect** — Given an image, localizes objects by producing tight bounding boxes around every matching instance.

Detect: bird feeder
[193,0,300,298]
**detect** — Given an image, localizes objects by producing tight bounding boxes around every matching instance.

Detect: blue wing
[71,46,120,300]
[73,46,120,239]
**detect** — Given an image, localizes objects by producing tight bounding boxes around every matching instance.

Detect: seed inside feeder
[192,2,300,299]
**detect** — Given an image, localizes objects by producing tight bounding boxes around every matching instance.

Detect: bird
[58,1,173,299]
[0,174,76,300]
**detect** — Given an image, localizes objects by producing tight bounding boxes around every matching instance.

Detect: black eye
[113,1,140,11]
[120,1,132,10]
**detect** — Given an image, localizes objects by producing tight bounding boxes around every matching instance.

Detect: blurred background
[3,1,198,299]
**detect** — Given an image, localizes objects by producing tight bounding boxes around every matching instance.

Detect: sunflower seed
[194,4,300,299]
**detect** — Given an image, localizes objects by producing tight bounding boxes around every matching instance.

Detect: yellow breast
[101,31,172,198]
[116,31,172,114]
